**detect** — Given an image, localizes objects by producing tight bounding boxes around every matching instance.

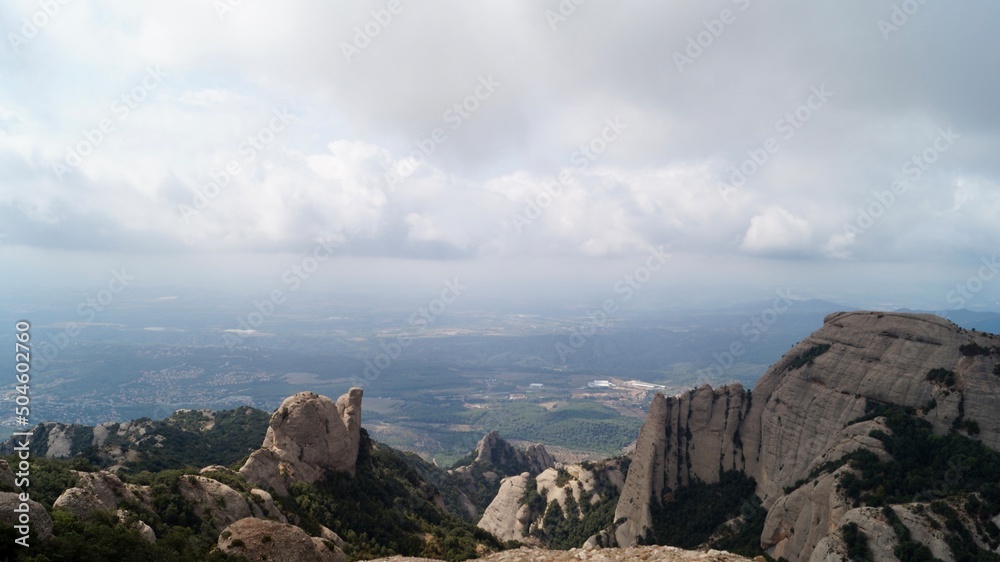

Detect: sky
[1,0,999,310]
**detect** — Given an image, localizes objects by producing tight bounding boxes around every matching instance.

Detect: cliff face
[614,312,1000,561]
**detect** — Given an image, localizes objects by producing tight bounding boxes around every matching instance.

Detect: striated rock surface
[614,312,1000,560]
[368,545,751,561]
[177,475,253,531]
[218,517,347,562]
[240,388,363,496]
[478,472,533,543]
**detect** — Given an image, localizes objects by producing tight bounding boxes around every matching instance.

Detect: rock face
[478,472,533,543]
[218,517,347,562]
[469,431,556,475]
[0,492,53,540]
[178,475,254,532]
[367,545,751,561]
[614,312,1000,561]
[479,458,628,546]
[54,470,154,517]
[240,388,363,496]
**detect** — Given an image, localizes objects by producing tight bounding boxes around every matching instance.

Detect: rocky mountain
[613,311,1000,561]
[0,388,507,561]
[477,457,628,548]
[443,430,557,520]
[0,406,269,471]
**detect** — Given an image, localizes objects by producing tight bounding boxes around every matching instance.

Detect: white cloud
[741,207,812,256]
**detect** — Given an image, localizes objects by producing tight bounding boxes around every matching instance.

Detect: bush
[926,368,957,388]
[787,344,832,370]
[841,522,872,562]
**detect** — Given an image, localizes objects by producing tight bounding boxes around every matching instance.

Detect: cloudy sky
[1,1,998,309]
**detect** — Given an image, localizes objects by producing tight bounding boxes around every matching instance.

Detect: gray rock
[613,312,1000,561]
[0,491,53,540]
[218,517,347,562]
[240,388,363,496]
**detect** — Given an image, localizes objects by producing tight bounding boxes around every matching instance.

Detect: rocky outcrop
[463,431,556,476]
[178,475,254,531]
[240,389,363,496]
[367,545,752,561]
[614,312,1000,561]
[58,470,154,513]
[0,459,18,489]
[478,472,534,543]
[217,517,347,562]
[480,458,628,547]
[0,492,53,539]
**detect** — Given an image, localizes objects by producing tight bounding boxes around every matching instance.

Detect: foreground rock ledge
[369,546,752,561]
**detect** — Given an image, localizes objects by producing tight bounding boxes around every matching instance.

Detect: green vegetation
[926,368,958,388]
[276,429,502,561]
[459,402,642,455]
[646,471,759,550]
[836,403,1000,560]
[787,344,831,370]
[841,522,873,562]
[115,408,270,472]
[839,404,1000,507]
[526,463,625,550]
[881,505,942,562]
[0,510,249,562]
[959,342,993,357]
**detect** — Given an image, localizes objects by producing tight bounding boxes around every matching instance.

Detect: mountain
[612,311,1000,561]
[0,388,502,561]
[0,406,269,471]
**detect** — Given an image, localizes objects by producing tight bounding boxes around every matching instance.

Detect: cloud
[0,0,999,303]
[740,207,812,257]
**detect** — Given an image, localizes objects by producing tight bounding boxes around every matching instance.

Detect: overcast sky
[1,1,998,310]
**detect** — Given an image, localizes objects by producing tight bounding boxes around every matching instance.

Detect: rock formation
[465,431,556,475]
[614,312,1000,561]
[478,458,628,546]
[478,472,534,543]
[367,545,752,561]
[240,388,363,496]
[446,431,557,520]
[0,492,53,540]
[217,517,347,562]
